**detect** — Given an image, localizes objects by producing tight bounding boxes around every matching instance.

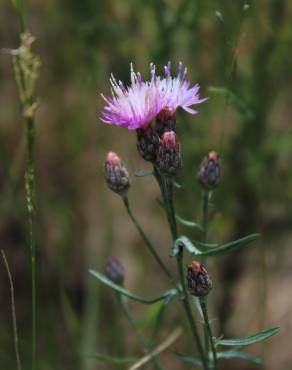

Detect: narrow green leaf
[164,290,178,304]
[217,327,280,347]
[172,234,260,257]
[174,352,203,367]
[199,234,260,256]
[89,269,177,304]
[172,180,182,189]
[208,86,253,119]
[87,352,137,364]
[176,215,204,231]
[175,350,260,367]
[192,240,218,249]
[10,0,24,28]
[11,0,23,15]
[150,302,167,342]
[217,351,261,365]
[171,236,202,257]
[140,301,164,330]
[135,170,153,177]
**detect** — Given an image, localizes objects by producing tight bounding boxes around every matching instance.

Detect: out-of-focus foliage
[0,0,292,369]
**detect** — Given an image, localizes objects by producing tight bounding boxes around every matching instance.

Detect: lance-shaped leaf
[174,352,203,367]
[134,170,153,177]
[171,236,202,257]
[208,86,253,119]
[200,234,260,256]
[151,303,167,342]
[191,240,218,249]
[217,351,261,365]
[89,269,177,304]
[171,234,260,257]
[216,327,280,347]
[11,0,24,17]
[87,352,137,364]
[10,0,25,29]
[175,350,261,367]
[176,215,204,231]
[172,180,182,189]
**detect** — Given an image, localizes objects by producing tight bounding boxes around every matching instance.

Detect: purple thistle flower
[154,61,208,114]
[100,62,207,131]
[100,64,166,130]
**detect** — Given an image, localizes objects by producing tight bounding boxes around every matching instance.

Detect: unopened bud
[197,151,220,190]
[136,126,160,162]
[156,131,181,177]
[155,107,176,137]
[104,152,130,195]
[105,256,125,285]
[187,260,212,297]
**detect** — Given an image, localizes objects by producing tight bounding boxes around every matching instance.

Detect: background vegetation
[0,0,292,369]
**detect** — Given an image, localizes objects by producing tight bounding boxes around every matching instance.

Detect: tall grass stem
[25,116,37,370]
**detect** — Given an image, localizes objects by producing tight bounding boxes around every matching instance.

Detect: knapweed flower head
[187,260,212,297]
[101,64,165,130]
[136,126,160,162]
[197,151,221,190]
[154,61,208,115]
[156,131,181,177]
[106,256,125,285]
[100,62,207,131]
[104,151,130,195]
[155,107,177,138]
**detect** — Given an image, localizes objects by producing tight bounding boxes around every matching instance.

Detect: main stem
[154,168,208,370]
[176,247,208,370]
[202,191,210,244]
[117,293,164,370]
[122,195,178,288]
[25,117,36,370]
[202,191,210,357]
[199,298,217,370]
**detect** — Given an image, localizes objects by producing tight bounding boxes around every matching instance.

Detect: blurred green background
[1,0,292,369]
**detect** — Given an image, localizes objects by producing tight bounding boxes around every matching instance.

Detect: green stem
[202,191,210,243]
[154,168,208,370]
[25,117,36,370]
[153,168,176,240]
[199,298,217,370]
[202,191,210,356]
[122,195,178,288]
[177,248,208,370]
[164,179,177,240]
[117,293,165,370]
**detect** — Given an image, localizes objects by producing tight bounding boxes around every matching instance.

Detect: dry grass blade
[1,250,22,370]
[128,327,182,370]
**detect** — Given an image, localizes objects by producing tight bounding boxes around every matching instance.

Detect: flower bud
[155,107,176,137]
[105,256,125,285]
[156,131,181,177]
[197,151,220,190]
[104,152,130,195]
[136,126,160,162]
[187,260,212,297]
